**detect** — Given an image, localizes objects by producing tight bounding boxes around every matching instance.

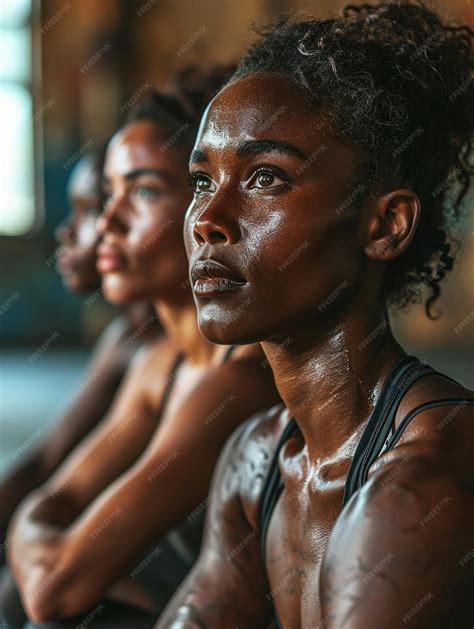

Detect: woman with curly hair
[159,2,474,627]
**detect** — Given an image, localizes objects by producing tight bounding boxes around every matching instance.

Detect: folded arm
[7,347,158,622]
[157,417,274,628]
[0,317,135,555]
[8,357,278,623]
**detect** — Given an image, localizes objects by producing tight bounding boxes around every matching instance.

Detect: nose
[96,194,127,237]
[192,200,239,246]
[55,217,73,245]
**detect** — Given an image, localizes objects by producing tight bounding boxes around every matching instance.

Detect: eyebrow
[189,149,208,164]
[189,139,308,165]
[236,139,308,161]
[102,168,171,185]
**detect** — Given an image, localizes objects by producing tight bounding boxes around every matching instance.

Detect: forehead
[69,156,101,198]
[104,121,177,175]
[195,73,331,155]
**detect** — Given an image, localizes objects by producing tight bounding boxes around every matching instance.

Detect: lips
[190,259,246,297]
[97,244,127,273]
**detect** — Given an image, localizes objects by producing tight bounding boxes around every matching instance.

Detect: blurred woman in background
[4,67,280,629]
[0,148,160,569]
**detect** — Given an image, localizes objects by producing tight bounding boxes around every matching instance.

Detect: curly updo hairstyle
[232,1,473,317]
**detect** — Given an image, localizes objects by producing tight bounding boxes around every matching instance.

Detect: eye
[249,167,288,190]
[190,173,216,194]
[135,186,161,200]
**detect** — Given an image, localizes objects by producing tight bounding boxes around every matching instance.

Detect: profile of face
[185,73,417,345]
[96,120,192,305]
[55,155,103,294]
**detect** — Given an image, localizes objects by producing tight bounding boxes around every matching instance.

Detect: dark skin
[157,73,474,628]
[55,154,103,294]
[0,154,159,565]
[7,120,280,623]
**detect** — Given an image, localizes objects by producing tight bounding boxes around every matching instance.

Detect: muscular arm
[8,357,279,623]
[0,317,135,555]
[321,438,474,628]
[157,417,274,628]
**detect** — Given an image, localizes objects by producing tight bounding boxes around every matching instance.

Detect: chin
[102,286,134,305]
[198,312,264,346]
[102,275,153,305]
[197,296,296,346]
[62,274,88,295]
[101,275,130,304]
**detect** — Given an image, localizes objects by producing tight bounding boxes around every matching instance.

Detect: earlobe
[364,189,420,261]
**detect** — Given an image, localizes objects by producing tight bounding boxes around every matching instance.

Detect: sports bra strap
[259,418,298,562]
[386,397,474,450]
[258,355,471,629]
[342,356,437,505]
[161,352,186,412]
[223,345,236,361]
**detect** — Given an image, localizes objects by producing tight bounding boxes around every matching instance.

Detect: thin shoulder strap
[160,352,186,412]
[259,418,298,562]
[343,356,437,506]
[222,345,236,362]
[386,397,474,450]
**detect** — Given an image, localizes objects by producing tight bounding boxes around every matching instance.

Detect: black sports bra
[259,355,474,628]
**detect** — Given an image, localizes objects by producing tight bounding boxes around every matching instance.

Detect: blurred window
[0,0,36,236]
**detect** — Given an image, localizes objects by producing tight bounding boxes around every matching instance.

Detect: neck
[261,304,404,459]
[154,295,224,365]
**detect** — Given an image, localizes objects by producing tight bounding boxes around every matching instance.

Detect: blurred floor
[0,349,88,474]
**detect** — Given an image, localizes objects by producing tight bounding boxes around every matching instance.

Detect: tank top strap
[160,352,186,412]
[222,345,236,362]
[385,397,474,450]
[342,355,438,506]
[259,418,298,562]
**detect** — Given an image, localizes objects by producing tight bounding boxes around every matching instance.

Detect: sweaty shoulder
[188,343,281,413]
[372,369,474,485]
[228,402,292,531]
[323,372,474,628]
[95,314,162,375]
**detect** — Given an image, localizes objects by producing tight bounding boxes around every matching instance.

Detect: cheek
[128,210,187,283]
[183,203,200,258]
[76,217,99,250]
[245,202,360,310]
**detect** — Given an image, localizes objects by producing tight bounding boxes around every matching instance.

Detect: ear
[364,189,420,261]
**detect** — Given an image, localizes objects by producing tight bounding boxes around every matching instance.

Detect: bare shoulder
[374,369,474,486]
[323,377,474,629]
[227,402,292,530]
[126,333,185,382]
[176,344,281,429]
[227,342,268,363]
[322,459,474,627]
[206,345,277,393]
[156,403,286,627]
[96,313,163,369]
[96,315,131,345]
[211,342,271,380]
[342,369,474,560]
